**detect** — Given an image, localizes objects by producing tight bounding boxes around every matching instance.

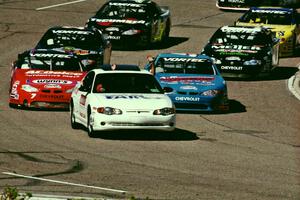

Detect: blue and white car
[70,64,176,137]
[145,53,229,112]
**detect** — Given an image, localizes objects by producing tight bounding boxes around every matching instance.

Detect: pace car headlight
[243,59,262,66]
[97,107,122,115]
[153,107,175,116]
[122,29,142,35]
[201,90,223,96]
[21,84,38,92]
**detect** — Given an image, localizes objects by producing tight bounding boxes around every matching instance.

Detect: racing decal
[252,9,291,15]
[10,81,20,99]
[228,0,245,3]
[30,93,37,99]
[44,84,62,89]
[30,53,72,59]
[221,27,260,34]
[32,79,73,85]
[163,57,209,63]
[160,77,215,82]
[106,35,121,40]
[180,85,198,90]
[105,27,120,31]
[109,2,143,7]
[105,95,163,99]
[80,95,87,106]
[175,96,200,102]
[90,18,146,24]
[221,66,243,70]
[52,30,91,35]
[212,45,261,51]
[25,70,83,76]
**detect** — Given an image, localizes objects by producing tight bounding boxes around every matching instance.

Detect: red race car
[9,49,91,109]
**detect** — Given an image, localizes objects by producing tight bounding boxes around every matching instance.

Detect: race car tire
[70,102,79,129]
[87,107,97,138]
[162,20,171,42]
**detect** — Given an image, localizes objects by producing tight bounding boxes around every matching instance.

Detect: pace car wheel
[70,102,79,129]
[87,108,97,138]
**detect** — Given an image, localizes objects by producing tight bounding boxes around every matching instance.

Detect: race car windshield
[212,32,268,46]
[42,32,104,50]
[93,73,164,94]
[156,59,216,75]
[239,11,293,25]
[20,56,82,71]
[97,4,151,19]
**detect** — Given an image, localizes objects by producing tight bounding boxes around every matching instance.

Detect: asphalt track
[0,0,300,199]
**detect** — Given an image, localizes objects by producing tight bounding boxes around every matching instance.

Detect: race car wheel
[70,102,79,129]
[162,20,171,42]
[87,108,97,138]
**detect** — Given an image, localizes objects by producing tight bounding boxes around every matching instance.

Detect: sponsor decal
[109,2,143,7]
[30,53,72,59]
[180,85,198,90]
[90,18,146,24]
[10,81,20,99]
[106,35,121,40]
[52,30,91,35]
[220,52,248,56]
[221,66,243,70]
[212,45,261,51]
[160,77,215,82]
[26,70,82,76]
[32,79,73,84]
[105,27,119,31]
[228,0,245,3]
[252,9,290,15]
[175,96,200,102]
[163,57,209,63]
[80,95,86,106]
[221,27,260,34]
[105,95,162,99]
[44,84,62,89]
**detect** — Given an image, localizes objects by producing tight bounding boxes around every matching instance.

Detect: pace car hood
[14,69,85,89]
[94,93,173,109]
[156,74,225,92]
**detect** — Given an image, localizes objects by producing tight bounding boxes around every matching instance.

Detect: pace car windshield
[156,58,216,75]
[43,30,104,50]
[93,73,164,94]
[211,30,268,46]
[96,2,152,19]
[19,54,83,71]
[238,9,294,25]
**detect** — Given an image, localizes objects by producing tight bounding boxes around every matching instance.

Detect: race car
[235,7,300,57]
[216,0,300,10]
[201,26,280,77]
[145,53,229,112]
[9,49,90,109]
[35,26,112,66]
[70,64,176,137]
[85,0,171,48]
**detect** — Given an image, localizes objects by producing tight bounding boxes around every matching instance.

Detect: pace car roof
[93,67,151,75]
[100,64,141,71]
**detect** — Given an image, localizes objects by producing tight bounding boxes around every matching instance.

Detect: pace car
[9,49,90,109]
[35,26,112,66]
[85,0,171,48]
[145,53,229,112]
[216,0,300,10]
[235,7,300,57]
[70,64,176,137]
[201,26,280,77]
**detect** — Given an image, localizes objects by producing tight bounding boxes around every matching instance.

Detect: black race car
[201,26,280,78]
[85,0,171,48]
[216,0,300,10]
[35,26,112,68]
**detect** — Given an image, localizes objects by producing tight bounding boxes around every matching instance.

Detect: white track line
[36,0,87,11]
[2,172,127,194]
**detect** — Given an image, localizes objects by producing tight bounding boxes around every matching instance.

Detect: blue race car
[145,53,229,112]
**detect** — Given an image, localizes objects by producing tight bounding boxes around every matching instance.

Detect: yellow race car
[235,7,300,57]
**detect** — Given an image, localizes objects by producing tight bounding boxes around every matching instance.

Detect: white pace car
[70,64,176,137]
